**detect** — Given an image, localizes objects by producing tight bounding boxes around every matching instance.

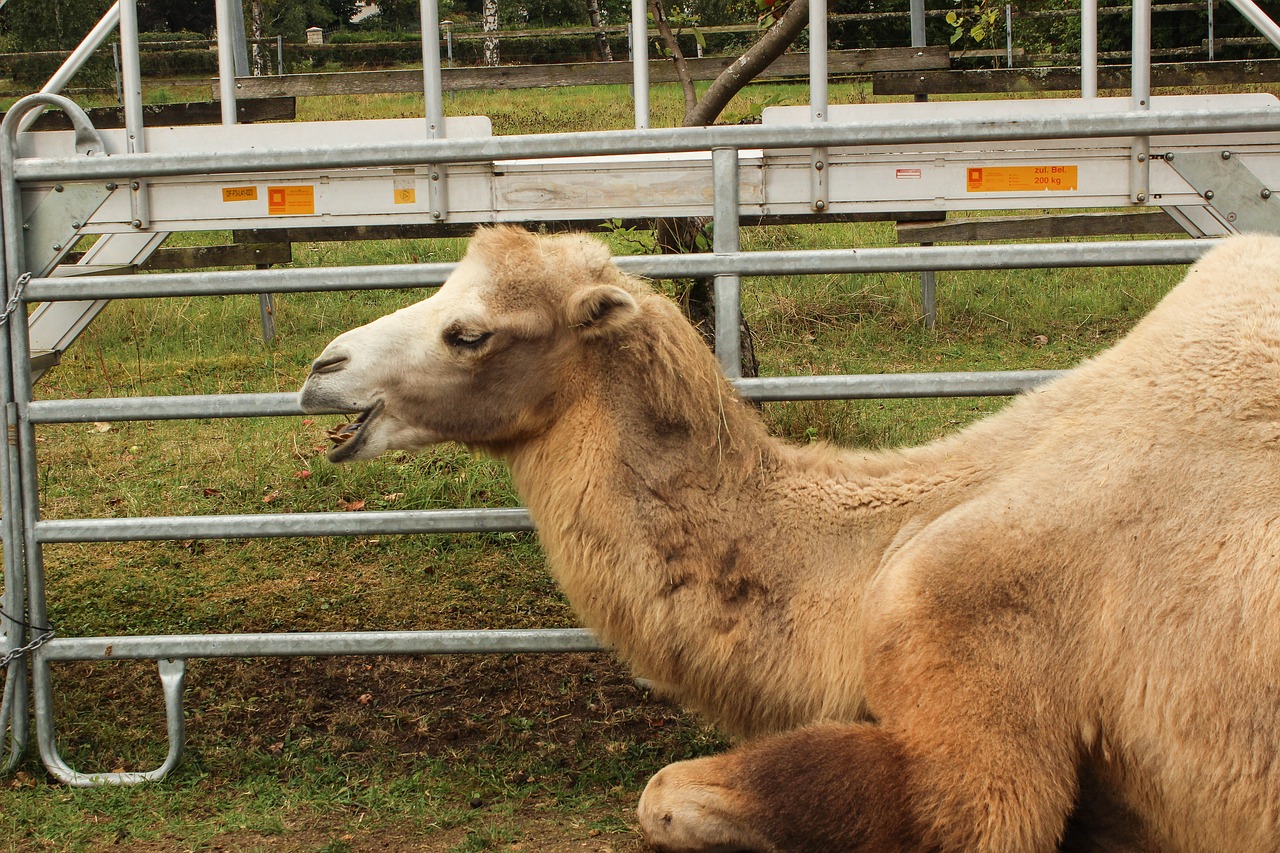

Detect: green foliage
[598,219,658,254]
[946,3,1001,48]
[137,0,215,35]
[328,28,426,44]
[0,0,114,50]
[361,0,430,31]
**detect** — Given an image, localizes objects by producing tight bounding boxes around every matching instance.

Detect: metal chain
[1,627,55,669]
[0,272,31,327]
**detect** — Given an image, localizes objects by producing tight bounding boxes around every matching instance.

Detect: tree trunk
[648,0,697,116]
[683,0,810,127]
[250,0,265,76]
[482,0,500,67]
[587,0,612,62]
[651,0,813,379]
[656,218,759,379]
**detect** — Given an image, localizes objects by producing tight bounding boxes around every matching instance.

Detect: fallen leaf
[357,693,373,706]
[382,492,404,503]
[262,489,281,504]
[301,418,315,426]
[337,498,366,512]
[91,422,112,433]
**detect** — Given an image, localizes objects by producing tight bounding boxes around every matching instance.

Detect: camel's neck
[504,301,1000,736]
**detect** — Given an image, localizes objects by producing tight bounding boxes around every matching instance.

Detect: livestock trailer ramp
[5,86,1280,785]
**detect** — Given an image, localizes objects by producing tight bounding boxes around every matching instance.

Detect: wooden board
[895,211,1185,243]
[141,242,293,270]
[229,211,947,246]
[229,47,951,98]
[873,59,1280,97]
[62,242,293,270]
[10,98,296,132]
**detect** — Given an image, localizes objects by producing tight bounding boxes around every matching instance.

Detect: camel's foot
[637,723,925,853]
[638,754,778,853]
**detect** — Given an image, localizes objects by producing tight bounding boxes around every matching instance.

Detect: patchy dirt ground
[116,821,649,853]
[28,652,724,853]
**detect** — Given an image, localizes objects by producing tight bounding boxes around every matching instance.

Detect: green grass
[0,77,1199,851]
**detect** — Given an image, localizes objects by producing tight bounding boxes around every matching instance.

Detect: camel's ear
[567,285,639,339]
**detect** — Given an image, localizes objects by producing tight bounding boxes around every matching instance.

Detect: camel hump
[465,225,626,290]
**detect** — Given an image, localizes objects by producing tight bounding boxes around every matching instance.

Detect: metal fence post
[712,147,742,378]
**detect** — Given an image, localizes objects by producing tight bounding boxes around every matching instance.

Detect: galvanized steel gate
[4,0,1280,786]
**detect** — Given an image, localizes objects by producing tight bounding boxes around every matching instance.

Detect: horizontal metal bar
[25,262,454,301]
[15,107,1280,182]
[35,507,535,542]
[29,365,1064,426]
[38,628,602,661]
[619,239,1214,278]
[27,392,301,423]
[737,370,1066,401]
[25,240,1213,302]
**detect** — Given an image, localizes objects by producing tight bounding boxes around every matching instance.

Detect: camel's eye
[445,327,492,350]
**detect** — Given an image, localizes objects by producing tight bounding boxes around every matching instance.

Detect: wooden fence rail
[226,46,949,98]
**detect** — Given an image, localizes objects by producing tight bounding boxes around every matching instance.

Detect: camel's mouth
[325,400,384,463]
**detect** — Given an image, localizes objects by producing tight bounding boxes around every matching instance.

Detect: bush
[6,53,115,88]
[328,29,423,44]
[137,30,207,46]
[139,48,217,77]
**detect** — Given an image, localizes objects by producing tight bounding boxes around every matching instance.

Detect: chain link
[0,272,32,327]
[1,627,54,669]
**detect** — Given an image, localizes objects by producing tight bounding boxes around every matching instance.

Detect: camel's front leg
[637,723,923,853]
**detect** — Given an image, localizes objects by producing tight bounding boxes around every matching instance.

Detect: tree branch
[649,0,698,116]
[682,0,810,127]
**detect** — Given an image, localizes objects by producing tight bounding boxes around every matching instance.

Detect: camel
[299,225,1280,852]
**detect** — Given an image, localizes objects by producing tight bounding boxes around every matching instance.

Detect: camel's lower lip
[325,401,383,462]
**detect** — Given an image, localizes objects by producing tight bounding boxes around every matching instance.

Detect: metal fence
[2,0,1279,787]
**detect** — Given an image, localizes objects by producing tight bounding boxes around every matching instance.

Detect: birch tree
[587,0,612,61]
[482,0,500,65]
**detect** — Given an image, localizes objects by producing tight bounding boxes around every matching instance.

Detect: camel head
[299,226,646,461]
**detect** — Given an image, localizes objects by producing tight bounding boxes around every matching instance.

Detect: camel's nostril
[311,354,348,376]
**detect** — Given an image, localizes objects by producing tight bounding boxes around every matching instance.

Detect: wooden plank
[874,59,1280,96]
[895,211,1185,244]
[141,242,293,270]
[12,98,296,132]
[234,224,479,242]
[229,47,951,98]
[63,243,293,270]
[232,212,946,246]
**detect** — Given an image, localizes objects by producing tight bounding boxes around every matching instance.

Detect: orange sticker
[222,186,258,202]
[267,185,316,215]
[394,187,416,204]
[966,165,1078,192]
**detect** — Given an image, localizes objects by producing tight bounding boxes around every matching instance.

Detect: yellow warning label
[966,165,1078,193]
[394,187,416,205]
[222,186,258,202]
[267,185,315,215]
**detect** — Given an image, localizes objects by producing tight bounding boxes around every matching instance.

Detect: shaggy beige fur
[300,226,1280,852]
